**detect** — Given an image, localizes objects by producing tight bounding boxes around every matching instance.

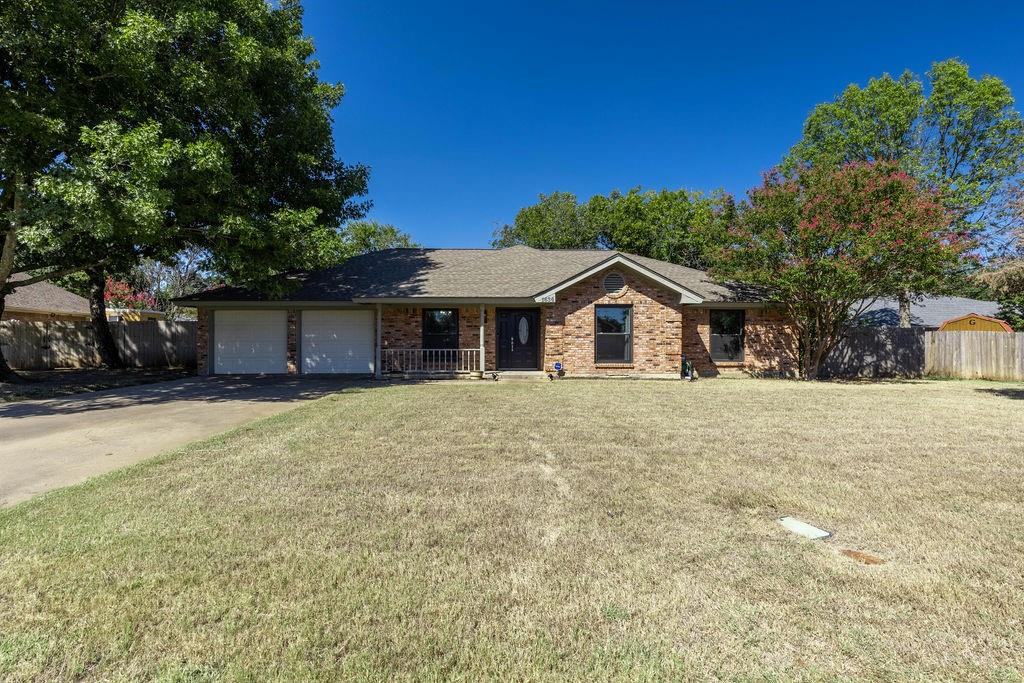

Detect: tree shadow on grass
[975,387,1024,400]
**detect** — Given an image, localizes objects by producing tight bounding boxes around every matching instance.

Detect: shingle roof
[856,296,1002,329]
[5,273,90,315]
[179,246,759,304]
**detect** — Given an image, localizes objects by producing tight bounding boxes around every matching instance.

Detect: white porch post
[479,304,486,373]
[374,303,382,379]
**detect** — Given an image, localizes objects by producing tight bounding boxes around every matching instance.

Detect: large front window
[422,309,459,349]
[710,309,744,362]
[595,305,632,363]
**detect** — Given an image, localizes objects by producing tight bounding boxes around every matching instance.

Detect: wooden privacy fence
[821,328,926,379]
[0,320,196,370]
[925,331,1024,381]
[824,328,1024,381]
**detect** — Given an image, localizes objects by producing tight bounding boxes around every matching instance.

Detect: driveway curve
[0,376,356,507]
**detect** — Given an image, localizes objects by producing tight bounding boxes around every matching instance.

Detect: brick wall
[543,268,684,375]
[682,306,718,376]
[381,306,421,348]
[196,307,211,375]
[286,310,299,374]
[743,307,799,376]
[540,268,798,378]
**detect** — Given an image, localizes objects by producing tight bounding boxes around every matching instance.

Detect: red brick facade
[286,310,299,374]
[193,269,798,378]
[543,269,684,376]
[196,307,211,375]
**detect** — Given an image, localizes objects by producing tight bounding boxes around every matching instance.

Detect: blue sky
[305,1,1024,247]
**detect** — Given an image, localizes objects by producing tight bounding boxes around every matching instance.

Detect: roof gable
[532,253,703,304]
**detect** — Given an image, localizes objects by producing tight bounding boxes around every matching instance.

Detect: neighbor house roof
[5,273,91,316]
[855,295,1001,329]
[178,246,761,305]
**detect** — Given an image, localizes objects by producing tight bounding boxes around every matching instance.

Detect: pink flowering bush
[105,279,157,310]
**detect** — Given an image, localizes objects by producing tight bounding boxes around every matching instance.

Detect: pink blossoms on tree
[104,278,157,311]
[709,161,971,379]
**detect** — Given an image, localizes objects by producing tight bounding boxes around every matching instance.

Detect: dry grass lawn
[1,378,1022,680]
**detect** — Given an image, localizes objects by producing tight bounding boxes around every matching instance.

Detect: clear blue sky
[304,1,1024,247]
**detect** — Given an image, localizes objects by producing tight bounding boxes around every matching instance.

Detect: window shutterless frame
[422,308,459,349]
[594,304,632,363]
[709,309,744,362]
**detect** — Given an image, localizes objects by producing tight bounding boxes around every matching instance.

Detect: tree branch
[4,258,111,292]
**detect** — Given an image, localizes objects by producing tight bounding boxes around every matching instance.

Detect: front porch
[377,304,544,377]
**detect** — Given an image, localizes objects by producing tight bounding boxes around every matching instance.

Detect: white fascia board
[532,254,704,304]
[351,297,539,305]
[183,300,364,308]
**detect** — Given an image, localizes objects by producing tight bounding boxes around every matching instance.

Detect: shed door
[214,310,288,374]
[302,310,375,374]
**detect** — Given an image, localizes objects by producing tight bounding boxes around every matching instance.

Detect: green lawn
[1,378,1022,680]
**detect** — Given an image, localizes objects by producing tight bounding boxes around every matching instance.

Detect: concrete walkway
[0,376,356,507]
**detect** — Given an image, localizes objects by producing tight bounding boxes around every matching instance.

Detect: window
[422,309,459,349]
[710,309,744,362]
[595,305,632,363]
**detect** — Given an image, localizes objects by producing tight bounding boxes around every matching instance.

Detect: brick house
[178,246,798,378]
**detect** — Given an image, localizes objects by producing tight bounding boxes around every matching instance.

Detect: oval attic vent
[603,272,625,294]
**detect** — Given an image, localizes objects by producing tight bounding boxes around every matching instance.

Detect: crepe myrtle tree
[708,161,970,379]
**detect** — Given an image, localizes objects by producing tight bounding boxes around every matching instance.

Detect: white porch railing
[382,348,481,374]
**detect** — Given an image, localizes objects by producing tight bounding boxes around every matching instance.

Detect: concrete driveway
[0,375,357,507]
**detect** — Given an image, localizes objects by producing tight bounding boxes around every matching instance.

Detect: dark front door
[497,309,540,370]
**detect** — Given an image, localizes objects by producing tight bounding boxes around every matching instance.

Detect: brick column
[286,309,300,374]
[196,308,211,376]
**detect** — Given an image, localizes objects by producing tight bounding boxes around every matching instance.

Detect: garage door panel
[214,310,288,374]
[302,310,374,374]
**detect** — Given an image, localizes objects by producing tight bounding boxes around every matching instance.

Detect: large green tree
[1,0,369,380]
[492,188,732,269]
[981,187,1024,327]
[709,162,969,379]
[787,59,1024,241]
[492,192,599,250]
[584,188,733,270]
[786,60,1024,325]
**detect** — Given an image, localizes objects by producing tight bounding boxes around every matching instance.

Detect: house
[176,247,799,378]
[855,295,1002,330]
[2,274,91,322]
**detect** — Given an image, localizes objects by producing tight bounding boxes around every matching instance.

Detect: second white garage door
[301,310,375,374]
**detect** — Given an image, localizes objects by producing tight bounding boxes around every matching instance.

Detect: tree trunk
[0,295,28,383]
[88,268,125,369]
[898,292,912,328]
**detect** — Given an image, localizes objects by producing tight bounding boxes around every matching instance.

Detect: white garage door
[302,310,375,374]
[214,310,288,374]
